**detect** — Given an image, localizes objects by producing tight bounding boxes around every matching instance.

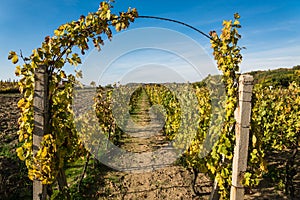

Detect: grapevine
[9,0,138,195]
[206,13,243,198]
[250,82,300,198]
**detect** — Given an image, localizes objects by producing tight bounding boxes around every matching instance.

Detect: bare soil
[0,93,32,199]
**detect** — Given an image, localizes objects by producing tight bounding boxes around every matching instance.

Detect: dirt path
[120,89,168,153]
[96,89,213,199]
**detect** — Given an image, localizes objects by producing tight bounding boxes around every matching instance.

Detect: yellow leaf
[12,54,19,64]
[28,171,35,181]
[106,10,111,19]
[41,148,48,158]
[42,179,47,185]
[15,65,21,76]
[54,29,63,36]
[115,23,121,32]
[252,135,257,147]
[8,51,16,60]
[260,160,268,172]
[234,13,240,19]
[19,133,24,142]
[17,98,25,108]
[234,20,240,25]
[16,147,25,160]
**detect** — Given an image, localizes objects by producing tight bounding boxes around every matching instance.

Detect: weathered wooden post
[33,65,49,200]
[230,74,254,200]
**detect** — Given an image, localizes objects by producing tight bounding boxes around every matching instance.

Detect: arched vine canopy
[8,1,249,198]
[9,0,138,185]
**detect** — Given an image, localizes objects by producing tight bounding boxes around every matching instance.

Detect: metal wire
[137,15,212,40]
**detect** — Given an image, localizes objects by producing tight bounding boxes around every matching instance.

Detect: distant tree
[90,81,96,87]
[292,65,300,70]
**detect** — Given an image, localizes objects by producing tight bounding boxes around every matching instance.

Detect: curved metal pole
[137,15,212,40]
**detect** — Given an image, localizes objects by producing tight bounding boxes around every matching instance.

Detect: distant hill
[1,65,299,93]
[248,65,300,88]
[192,65,300,89]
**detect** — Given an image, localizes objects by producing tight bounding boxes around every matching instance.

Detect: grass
[0,143,12,157]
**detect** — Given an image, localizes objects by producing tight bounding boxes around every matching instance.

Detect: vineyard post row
[230,75,254,200]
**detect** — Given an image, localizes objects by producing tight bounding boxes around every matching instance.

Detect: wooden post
[33,65,48,200]
[230,75,254,200]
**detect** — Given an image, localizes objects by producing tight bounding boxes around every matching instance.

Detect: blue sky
[1,0,300,83]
